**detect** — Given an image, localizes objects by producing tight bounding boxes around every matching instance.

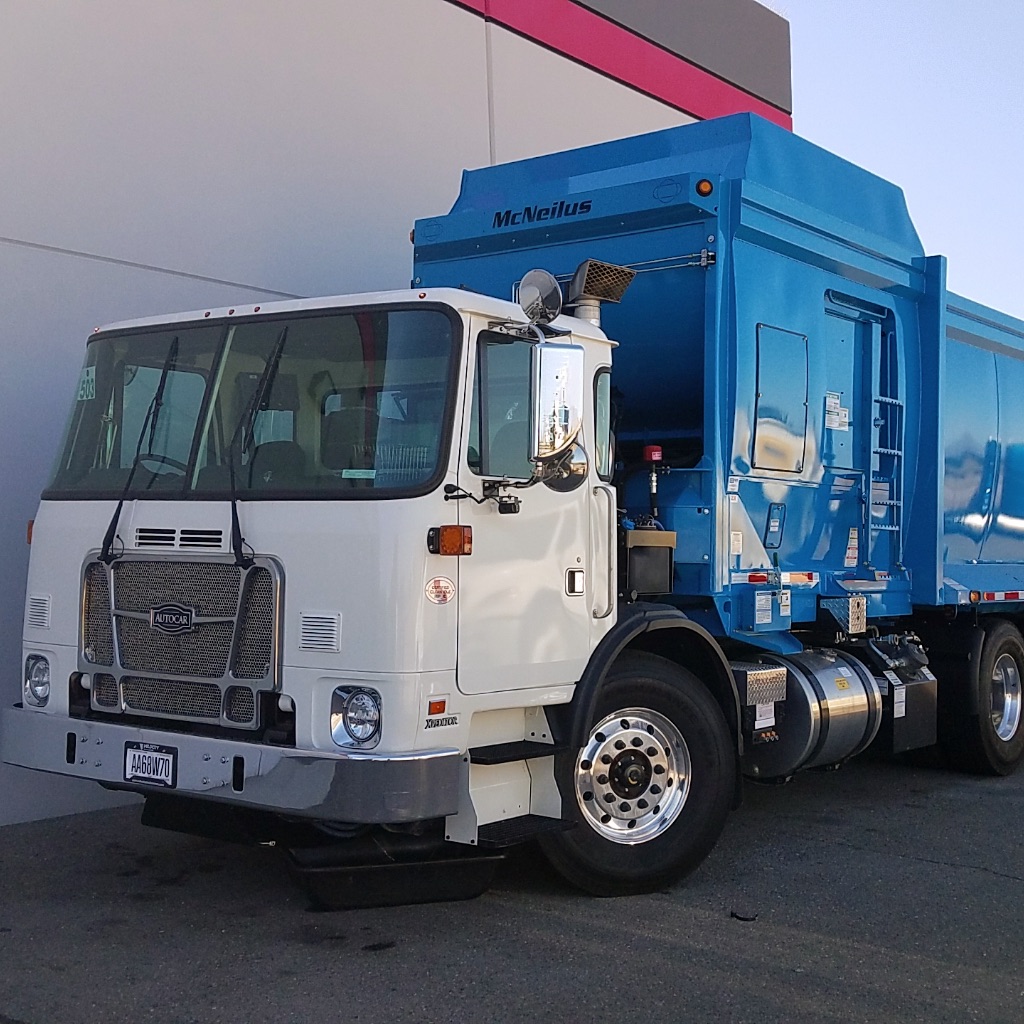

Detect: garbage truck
[5,113,1024,902]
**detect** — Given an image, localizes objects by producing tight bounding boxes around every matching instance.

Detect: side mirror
[530,343,586,463]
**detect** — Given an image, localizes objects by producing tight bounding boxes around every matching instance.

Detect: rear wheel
[539,652,735,896]
[944,620,1024,775]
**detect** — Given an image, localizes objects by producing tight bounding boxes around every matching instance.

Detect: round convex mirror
[519,269,562,324]
[541,442,589,493]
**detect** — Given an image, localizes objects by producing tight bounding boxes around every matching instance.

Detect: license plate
[124,743,177,788]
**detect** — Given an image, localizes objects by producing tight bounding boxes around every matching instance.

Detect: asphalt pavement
[1,754,1022,1024]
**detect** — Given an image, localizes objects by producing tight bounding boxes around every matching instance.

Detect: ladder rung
[871,500,902,507]
[873,525,900,532]
[873,448,902,456]
[874,396,903,406]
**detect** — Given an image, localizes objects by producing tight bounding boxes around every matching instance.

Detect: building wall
[0,0,789,824]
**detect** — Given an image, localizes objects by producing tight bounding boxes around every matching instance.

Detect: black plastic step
[469,740,567,765]
[477,815,574,849]
[287,849,503,909]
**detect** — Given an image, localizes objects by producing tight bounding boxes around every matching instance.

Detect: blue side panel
[933,294,1024,605]
[413,112,1024,632]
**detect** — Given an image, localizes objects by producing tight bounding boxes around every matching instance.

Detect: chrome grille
[114,561,240,616]
[117,617,233,678]
[234,569,274,679]
[225,686,256,724]
[123,677,222,720]
[93,674,119,708]
[83,563,114,665]
[81,556,280,730]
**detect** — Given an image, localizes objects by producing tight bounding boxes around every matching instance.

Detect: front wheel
[539,652,736,896]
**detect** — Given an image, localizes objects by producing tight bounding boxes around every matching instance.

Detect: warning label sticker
[844,527,859,568]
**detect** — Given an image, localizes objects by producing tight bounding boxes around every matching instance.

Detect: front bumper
[0,706,461,823]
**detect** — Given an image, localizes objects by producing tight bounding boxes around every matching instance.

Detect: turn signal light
[696,178,714,197]
[26,520,34,545]
[428,698,447,716]
[427,525,473,556]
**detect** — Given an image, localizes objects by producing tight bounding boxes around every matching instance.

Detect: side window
[468,334,533,479]
[594,368,613,481]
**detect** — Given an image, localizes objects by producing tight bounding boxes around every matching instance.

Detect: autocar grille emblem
[149,603,196,635]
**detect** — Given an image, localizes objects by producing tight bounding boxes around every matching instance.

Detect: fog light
[331,687,382,747]
[25,655,51,707]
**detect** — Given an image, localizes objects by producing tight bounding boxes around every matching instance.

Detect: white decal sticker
[893,683,907,719]
[754,702,775,729]
[77,366,96,401]
[729,493,738,503]
[825,392,841,413]
[755,591,772,625]
[341,468,376,479]
[778,590,791,615]
[844,527,859,568]
[727,476,740,493]
[425,576,456,605]
[731,531,743,556]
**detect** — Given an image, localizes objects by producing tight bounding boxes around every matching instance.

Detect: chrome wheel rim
[990,652,1022,742]
[575,707,691,845]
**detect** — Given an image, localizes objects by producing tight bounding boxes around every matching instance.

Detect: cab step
[287,841,503,910]
[476,815,574,849]
[469,740,567,765]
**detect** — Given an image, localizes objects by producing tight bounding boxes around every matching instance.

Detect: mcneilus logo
[492,199,592,229]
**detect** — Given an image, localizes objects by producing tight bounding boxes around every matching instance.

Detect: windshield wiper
[98,337,180,564]
[225,326,289,568]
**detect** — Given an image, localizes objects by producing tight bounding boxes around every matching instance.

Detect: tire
[539,652,735,896]
[944,620,1024,776]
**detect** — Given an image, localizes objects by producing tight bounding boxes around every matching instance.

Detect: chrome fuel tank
[744,649,882,779]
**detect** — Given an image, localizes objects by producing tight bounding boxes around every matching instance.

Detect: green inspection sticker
[77,366,96,401]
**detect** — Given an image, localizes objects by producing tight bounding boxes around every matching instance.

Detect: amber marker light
[428,698,447,716]
[26,519,34,545]
[696,178,714,197]
[427,525,473,555]
[970,591,981,604]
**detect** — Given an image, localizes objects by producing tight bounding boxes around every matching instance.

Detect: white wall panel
[487,23,696,166]
[0,0,492,298]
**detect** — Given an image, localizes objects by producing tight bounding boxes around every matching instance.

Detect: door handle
[593,484,616,619]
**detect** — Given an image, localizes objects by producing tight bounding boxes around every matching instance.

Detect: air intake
[27,595,51,630]
[135,528,176,548]
[300,613,342,652]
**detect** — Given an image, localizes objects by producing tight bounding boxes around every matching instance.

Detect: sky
[771,0,1024,318]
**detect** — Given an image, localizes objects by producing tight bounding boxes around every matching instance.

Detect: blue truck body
[413,113,1024,653]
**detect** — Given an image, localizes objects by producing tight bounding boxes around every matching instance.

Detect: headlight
[24,655,51,707]
[331,687,382,747]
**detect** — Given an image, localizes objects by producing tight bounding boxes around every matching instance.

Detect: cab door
[455,327,593,695]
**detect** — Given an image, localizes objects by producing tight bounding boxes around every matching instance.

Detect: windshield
[47,306,460,499]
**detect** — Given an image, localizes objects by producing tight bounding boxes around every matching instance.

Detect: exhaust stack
[566,259,636,326]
